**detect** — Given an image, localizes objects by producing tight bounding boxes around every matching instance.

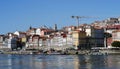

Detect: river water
[0,54,120,69]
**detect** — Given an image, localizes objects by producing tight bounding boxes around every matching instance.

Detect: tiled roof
[112,30,120,33]
[106,25,120,29]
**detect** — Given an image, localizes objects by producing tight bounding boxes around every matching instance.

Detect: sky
[0,0,120,34]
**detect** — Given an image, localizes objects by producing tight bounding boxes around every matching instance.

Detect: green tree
[104,32,112,38]
[111,41,120,47]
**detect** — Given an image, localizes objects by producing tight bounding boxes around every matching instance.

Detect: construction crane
[71,16,97,28]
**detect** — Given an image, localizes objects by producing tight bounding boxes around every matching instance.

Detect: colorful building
[72,30,86,49]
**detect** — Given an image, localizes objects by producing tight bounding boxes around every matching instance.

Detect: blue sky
[0,0,120,34]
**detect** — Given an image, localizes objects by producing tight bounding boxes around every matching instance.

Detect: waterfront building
[84,25,104,47]
[105,24,120,33]
[26,34,48,49]
[26,35,36,48]
[26,30,74,50]
[7,33,18,49]
[105,24,120,47]
[91,26,104,47]
[0,35,7,48]
[0,35,4,42]
[112,30,120,42]
[14,31,27,43]
[31,35,40,48]
[36,28,41,36]
[85,25,92,36]
[66,34,73,46]
[72,30,86,49]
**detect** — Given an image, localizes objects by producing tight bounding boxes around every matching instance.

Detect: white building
[36,28,41,35]
[112,30,120,41]
[85,25,92,36]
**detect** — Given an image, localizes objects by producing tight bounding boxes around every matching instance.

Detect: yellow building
[72,30,86,49]
[21,37,27,42]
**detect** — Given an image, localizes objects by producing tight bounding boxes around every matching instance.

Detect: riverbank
[1,49,120,55]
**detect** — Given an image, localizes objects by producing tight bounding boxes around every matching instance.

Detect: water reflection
[0,54,35,69]
[76,55,105,69]
[0,54,120,69]
[34,55,79,69]
[106,55,120,69]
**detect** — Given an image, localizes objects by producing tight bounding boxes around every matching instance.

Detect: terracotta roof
[112,30,120,33]
[106,25,120,29]
[40,28,54,32]
[32,35,40,38]
[94,26,103,29]
[19,31,26,34]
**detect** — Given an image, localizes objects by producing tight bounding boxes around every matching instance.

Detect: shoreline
[1,49,120,55]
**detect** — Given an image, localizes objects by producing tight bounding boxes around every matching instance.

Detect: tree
[104,32,112,38]
[111,41,120,47]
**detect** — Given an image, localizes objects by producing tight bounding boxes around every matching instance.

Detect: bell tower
[54,24,57,31]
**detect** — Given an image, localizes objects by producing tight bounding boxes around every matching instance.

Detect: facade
[72,30,86,49]
[32,35,40,47]
[106,24,120,33]
[26,31,74,50]
[1,33,23,50]
[63,26,76,32]
[104,18,119,24]
[36,28,41,35]
[0,35,6,48]
[91,27,104,47]
[7,33,18,49]
[14,31,27,43]
[112,30,120,41]
[36,28,54,36]
[85,25,92,36]
[2,17,120,50]
[105,24,120,47]
[107,37,112,48]
[26,27,36,35]
[26,35,48,49]
[92,17,120,29]
[84,26,104,47]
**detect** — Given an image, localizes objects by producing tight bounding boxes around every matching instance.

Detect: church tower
[54,24,57,31]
